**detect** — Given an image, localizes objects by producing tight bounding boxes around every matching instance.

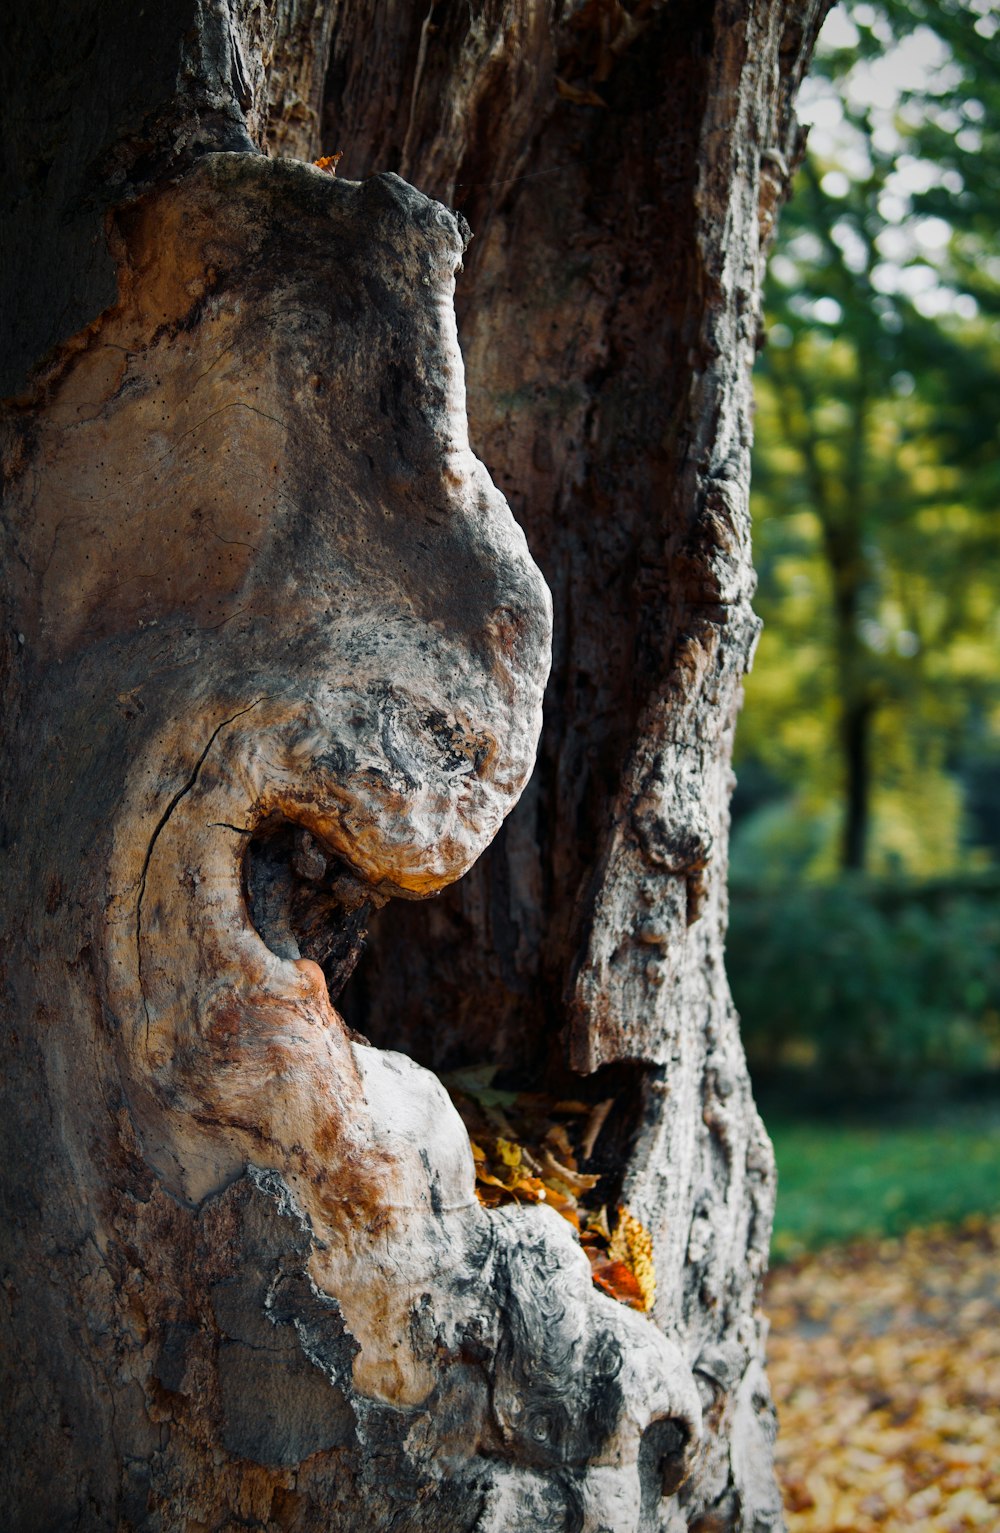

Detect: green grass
[767,1099,1000,1262]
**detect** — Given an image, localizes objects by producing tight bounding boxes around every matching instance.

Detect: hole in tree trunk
[245,826,654,1256]
[341,902,653,1225]
[639,1416,693,1518]
[243,822,387,1003]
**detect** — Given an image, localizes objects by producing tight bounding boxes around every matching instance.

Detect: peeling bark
[1,2,828,1530]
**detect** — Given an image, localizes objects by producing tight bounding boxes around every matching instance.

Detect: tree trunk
[1,3,827,1530]
[774,352,875,874]
[839,647,874,873]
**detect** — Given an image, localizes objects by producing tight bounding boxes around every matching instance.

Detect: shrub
[728,873,1000,1096]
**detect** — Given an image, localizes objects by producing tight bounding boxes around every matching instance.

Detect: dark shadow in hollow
[342,897,655,1221]
[244,822,657,1222]
[243,821,386,1003]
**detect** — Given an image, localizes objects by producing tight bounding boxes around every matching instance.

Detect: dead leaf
[589,1257,647,1310]
[607,1206,656,1312]
[555,76,607,108]
[766,1215,1000,1530]
[445,1072,658,1312]
[537,1147,600,1195]
[581,1097,613,1160]
[543,1122,577,1165]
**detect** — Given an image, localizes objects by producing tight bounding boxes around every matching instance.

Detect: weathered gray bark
[1,3,828,1530]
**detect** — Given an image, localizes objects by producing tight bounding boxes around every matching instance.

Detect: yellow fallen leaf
[608,1207,656,1313]
[494,1137,523,1178]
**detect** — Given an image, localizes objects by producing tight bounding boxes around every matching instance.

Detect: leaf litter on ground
[765,1214,1000,1532]
[443,1065,656,1312]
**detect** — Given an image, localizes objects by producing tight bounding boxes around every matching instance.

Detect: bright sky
[783,1,987,322]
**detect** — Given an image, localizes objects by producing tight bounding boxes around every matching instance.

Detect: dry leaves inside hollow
[444,1067,656,1312]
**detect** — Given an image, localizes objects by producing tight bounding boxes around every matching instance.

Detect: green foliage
[768,1102,1000,1259]
[742,0,1000,874]
[730,875,1000,1090]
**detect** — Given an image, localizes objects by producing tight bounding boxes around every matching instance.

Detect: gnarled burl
[1,156,700,1529]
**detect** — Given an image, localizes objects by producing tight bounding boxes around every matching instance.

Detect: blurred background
[734,0,1000,1248]
[742,3,1000,1524]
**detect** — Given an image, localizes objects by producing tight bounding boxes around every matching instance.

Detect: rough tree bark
[1,3,828,1530]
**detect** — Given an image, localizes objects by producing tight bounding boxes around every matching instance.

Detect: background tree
[1,3,828,1529]
[739,0,1000,877]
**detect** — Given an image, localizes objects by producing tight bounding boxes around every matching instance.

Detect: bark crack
[172,400,289,449]
[400,1,436,179]
[135,699,266,1041]
[205,521,259,550]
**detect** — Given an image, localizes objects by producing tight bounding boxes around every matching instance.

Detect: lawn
[766,1098,1000,1261]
